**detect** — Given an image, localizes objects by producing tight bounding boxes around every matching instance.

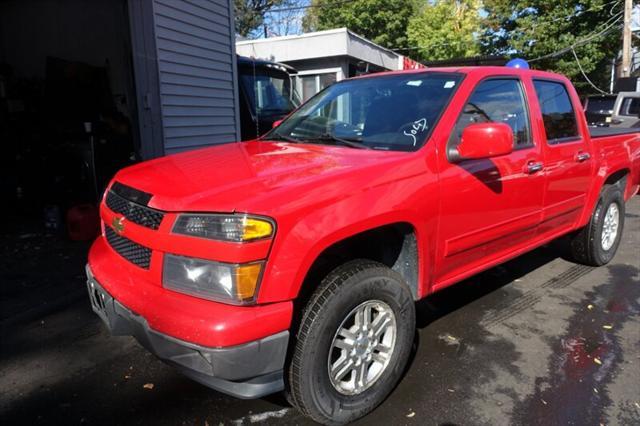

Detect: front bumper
[86,266,288,399]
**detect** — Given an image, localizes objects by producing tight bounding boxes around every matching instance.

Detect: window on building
[533,80,579,143]
[300,72,337,102]
[620,97,640,117]
[450,78,532,150]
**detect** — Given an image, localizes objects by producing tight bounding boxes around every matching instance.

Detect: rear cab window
[449,78,532,152]
[584,96,616,114]
[620,97,640,117]
[532,80,580,144]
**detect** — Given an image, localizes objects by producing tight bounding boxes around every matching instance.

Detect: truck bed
[589,127,638,138]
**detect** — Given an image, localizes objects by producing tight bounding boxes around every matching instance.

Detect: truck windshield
[265,72,463,151]
[240,69,300,116]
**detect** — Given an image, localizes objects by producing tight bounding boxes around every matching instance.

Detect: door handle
[575,152,591,162]
[525,161,544,174]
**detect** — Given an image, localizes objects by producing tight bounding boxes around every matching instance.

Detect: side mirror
[457,122,513,161]
[272,119,283,129]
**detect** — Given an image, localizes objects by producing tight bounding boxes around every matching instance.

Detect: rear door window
[533,80,579,144]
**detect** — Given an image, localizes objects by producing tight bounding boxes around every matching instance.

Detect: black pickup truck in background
[237,56,301,140]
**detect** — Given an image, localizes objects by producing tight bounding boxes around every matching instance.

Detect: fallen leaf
[406,411,415,418]
[602,325,613,330]
[143,383,154,390]
[594,358,602,365]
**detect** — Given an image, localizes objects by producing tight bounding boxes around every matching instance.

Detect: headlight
[172,214,274,242]
[163,254,263,304]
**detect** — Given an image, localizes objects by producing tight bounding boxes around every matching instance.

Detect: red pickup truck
[86,67,640,424]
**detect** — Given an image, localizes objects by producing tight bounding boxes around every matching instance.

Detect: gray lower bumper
[86,266,288,399]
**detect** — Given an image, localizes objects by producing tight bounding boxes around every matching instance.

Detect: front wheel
[287,260,415,425]
[568,184,625,266]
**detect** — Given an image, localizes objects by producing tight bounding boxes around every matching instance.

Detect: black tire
[568,184,625,266]
[287,259,415,425]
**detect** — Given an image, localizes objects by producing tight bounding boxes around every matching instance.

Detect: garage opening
[0,0,138,236]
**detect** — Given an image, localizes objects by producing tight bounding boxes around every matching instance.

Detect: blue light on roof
[506,58,530,69]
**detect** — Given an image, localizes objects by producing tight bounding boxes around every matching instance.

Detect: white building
[236,28,422,102]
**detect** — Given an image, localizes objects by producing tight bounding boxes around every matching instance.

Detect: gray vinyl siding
[152,0,240,154]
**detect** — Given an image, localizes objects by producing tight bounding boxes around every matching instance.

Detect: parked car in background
[87,66,640,425]
[608,91,640,128]
[583,94,617,126]
[237,56,301,140]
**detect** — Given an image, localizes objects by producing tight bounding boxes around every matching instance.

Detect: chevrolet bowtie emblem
[112,216,126,234]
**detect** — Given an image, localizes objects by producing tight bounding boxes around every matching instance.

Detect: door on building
[0,0,138,226]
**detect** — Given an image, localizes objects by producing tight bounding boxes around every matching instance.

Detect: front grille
[105,226,152,269]
[105,190,164,230]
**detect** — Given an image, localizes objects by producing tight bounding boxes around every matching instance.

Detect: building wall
[129,0,240,158]
[236,29,403,104]
[152,0,240,154]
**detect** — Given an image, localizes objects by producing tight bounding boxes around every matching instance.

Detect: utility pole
[621,0,633,77]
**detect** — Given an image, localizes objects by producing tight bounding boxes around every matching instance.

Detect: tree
[302,0,420,49]
[262,0,308,37]
[482,0,623,94]
[234,0,287,37]
[406,0,482,61]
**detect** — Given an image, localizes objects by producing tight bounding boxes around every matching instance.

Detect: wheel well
[297,223,419,304]
[604,169,629,192]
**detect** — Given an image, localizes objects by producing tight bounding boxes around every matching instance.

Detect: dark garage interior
[0,0,138,233]
[0,0,140,321]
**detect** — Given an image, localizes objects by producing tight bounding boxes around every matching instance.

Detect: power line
[389,3,623,54]
[267,0,621,15]
[528,13,622,62]
[261,0,625,75]
[571,47,610,94]
[266,0,349,14]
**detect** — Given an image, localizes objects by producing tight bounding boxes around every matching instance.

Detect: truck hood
[113,141,412,215]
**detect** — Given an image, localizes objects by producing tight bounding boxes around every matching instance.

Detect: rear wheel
[568,184,625,266]
[287,260,415,425]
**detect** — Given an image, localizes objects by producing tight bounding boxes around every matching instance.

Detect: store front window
[300,72,337,102]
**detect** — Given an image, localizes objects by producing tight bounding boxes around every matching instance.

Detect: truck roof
[350,66,570,82]
[237,55,297,75]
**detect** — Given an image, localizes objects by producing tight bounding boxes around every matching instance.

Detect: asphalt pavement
[1,198,639,425]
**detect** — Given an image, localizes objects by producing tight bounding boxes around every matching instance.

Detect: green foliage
[302,0,420,49]
[235,0,287,37]
[292,0,623,95]
[407,0,482,61]
[482,0,622,94]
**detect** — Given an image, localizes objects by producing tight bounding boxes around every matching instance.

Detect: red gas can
[66,204,100,241]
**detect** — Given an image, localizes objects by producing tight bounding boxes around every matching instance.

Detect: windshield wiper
[262,131,303,144]
[312,133,371,150]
